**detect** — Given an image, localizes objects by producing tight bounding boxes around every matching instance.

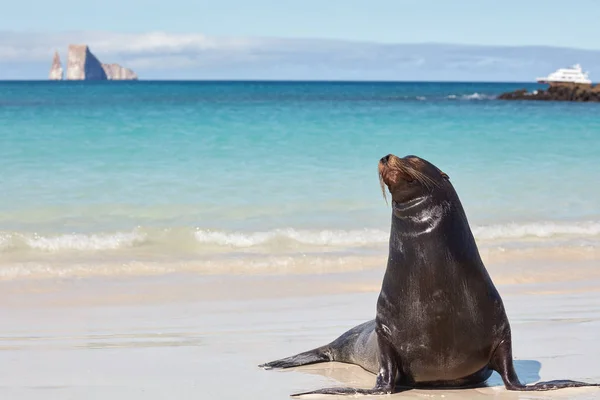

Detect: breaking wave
[472,221,600,240]
[193,228,387,247]
[1,221,599,254]
[447,93,497,100]
[1,221,599,281]
[397,93,497,101]
[0,231,146,252]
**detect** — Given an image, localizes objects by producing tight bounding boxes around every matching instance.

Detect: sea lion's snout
[378,154,438,204]
[378,154,402,188]
[378,155,451,206]
[378,154,403,203]
[380,154,392,165]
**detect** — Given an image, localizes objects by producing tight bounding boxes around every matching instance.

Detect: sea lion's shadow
[485,360,542,387]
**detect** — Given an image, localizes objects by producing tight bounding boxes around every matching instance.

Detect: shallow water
[1,81,599,278]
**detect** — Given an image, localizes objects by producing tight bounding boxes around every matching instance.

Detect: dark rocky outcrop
[498,84,600,102]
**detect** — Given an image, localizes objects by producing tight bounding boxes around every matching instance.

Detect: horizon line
[0,79,545,84]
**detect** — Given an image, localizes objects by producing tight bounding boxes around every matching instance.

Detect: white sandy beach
[2,253,600,400]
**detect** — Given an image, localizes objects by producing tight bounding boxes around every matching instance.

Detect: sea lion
[259,154,599,396]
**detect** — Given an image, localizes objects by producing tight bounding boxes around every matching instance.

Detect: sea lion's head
[378,154,450,207]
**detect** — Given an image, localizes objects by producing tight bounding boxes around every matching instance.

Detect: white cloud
[82,32,257,54]
[0,31,259,61]
[125,55,205,69]
[1,31,600,80]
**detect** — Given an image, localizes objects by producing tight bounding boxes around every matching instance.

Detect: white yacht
[536,64,591,85]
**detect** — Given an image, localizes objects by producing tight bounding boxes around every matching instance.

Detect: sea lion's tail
[258,345,333,370]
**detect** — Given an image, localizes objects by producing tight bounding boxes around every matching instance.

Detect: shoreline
[1,243,599,282]
[2,249,600,307]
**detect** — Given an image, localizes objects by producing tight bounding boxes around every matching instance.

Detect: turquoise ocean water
[1,81,599,279]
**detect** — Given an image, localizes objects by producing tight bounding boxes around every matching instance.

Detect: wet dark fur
[260,154,599,396]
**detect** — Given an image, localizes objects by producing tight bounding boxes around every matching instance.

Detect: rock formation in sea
[498,83,600,102]
[66,45,107,80]
[101,63,138,80]
[62,44,138,81]
[48,50,64,80]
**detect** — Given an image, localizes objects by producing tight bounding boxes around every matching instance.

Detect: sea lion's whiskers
[378,167,388,205]
[387,155,440,190]
[406,167,439,190]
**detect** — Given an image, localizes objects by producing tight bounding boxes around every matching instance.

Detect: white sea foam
[1,222,600,281]
[0,221,599,255]
[194,222,600,248]
[0,254,385,280]
[0,234,11,251]
[447,93,496,100]
[473,221,600,240]
[2,231,146,252]
[193,228,388,247]
[463,92,488,100]
[28,232,146,252]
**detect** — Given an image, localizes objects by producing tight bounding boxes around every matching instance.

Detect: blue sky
[2,0,600,79]
[4,0,600,49]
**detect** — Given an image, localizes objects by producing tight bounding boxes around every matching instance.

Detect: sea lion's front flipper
[291,370,399,397]
[290,372,405,397]
[491,336,599,391]
[291,386,402,397]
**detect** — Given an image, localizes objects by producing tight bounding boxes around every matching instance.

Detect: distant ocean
[1,81,599,279]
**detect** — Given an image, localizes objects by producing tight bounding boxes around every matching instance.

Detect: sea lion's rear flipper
[491,336,599,391]
[259,345,332,369]
[259,320,377,370]
[290,332,401,397]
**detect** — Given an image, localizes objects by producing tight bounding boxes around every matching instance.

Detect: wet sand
[1,265,600,399]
